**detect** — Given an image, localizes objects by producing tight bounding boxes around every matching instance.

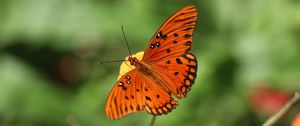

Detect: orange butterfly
[105,5,198,120]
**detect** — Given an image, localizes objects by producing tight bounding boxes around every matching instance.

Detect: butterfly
[105,5,198,120]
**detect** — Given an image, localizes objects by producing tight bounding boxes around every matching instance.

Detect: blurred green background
[0,0,299,126]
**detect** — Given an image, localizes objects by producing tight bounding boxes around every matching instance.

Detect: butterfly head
[128,56,139,66]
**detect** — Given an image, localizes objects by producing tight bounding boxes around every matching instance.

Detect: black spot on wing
[130,105,134,111]
[174,33,179,37]
[145,96,151,101]
[156,95,160,99]
[166,60,170,64]
[162,35,167,40]
[122,86,127,91]
[185,41,192,46]
[174,72,179,76]
[150,44,155,49]
[183,27,193,31]
[184,34,192,38]
[176,58,183,64]
[166,49,171,53]
[156,42,160,47]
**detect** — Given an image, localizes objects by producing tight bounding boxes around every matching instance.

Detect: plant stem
[149,116,156,126]
[262,92,300,126]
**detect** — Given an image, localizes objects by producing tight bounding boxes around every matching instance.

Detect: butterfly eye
[156,42,160,47]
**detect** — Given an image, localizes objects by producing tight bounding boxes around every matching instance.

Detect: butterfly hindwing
[105,69,179,119]
[140,73,178,115]
[157,53,198,98]
[142,5,198,63]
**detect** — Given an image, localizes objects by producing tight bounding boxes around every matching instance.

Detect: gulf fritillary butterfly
[105,5,198,120]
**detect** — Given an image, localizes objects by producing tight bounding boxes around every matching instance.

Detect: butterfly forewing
[105,70,143,119]
[142,5,198,98]
[142,5,198,62]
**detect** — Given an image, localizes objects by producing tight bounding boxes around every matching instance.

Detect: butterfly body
[128,56,172,94]
[105,5,198,120]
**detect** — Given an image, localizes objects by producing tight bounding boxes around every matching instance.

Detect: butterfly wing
[152,53,197,98]
[105,69,140,120]
[142,5,198,98]
[139,72,179,116]
[142,5,198,62]
[105,69,178,120]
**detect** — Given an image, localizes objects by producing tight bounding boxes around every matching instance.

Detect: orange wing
[105,69,178,119]
[153,53,198,98]
[142,5,198,98]
[142,5,198,63]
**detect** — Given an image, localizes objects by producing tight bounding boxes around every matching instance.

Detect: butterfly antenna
[121,25,132,56]
[97,59,126,64]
